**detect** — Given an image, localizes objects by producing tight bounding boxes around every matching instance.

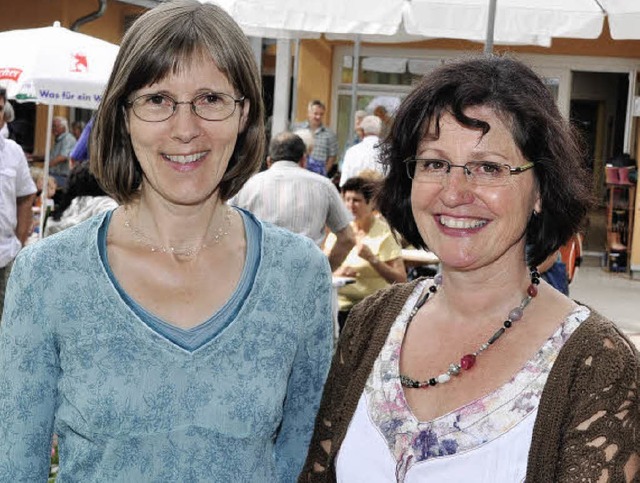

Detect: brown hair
[91,0,265,204]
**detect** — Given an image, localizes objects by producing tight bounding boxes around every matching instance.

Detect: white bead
[437,373,451,384]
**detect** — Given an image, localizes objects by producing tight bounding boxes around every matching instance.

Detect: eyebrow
[418,146,510,162]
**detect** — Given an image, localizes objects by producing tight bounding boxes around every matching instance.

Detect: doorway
[570,71,629,254]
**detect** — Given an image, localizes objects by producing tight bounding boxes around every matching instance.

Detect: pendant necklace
[400,268,540,389]
[123,205,232,258]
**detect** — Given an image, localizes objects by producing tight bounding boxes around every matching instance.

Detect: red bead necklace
[400,268,540,389]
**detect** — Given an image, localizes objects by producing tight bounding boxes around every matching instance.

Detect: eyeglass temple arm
[510,161,535,173]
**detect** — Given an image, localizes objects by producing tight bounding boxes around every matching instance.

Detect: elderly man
[295,100,338,177]
[49,116,77,189]
[339,115,384,186]
[0,89,37,317]
[231,131,354,270]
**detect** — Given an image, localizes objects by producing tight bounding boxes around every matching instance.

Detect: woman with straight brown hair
[0,1,333,480]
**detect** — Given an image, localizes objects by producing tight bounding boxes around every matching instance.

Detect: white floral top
[337,281,589,482]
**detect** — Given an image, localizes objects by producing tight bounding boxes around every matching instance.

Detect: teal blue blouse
[0,209,333,482]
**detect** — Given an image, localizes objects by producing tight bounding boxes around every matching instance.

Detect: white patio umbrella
[599,0,640,40]
[0,22,119,237]
[203,0,640,140]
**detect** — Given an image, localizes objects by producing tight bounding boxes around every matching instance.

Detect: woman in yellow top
[326,176,406,330]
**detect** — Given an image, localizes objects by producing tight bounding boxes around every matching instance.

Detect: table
[401,249,439,268]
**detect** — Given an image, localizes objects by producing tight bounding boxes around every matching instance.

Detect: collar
[302,121,326,134]
[269,160,301,170]
[361,135,380,145]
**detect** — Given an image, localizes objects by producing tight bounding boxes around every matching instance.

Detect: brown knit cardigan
[299,279,640,482]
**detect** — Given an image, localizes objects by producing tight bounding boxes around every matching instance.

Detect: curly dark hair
[341,176,376,203]
[377,54,593,268]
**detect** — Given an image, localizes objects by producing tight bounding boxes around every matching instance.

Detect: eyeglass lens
[131,92,240,121]
[408,159,514,185]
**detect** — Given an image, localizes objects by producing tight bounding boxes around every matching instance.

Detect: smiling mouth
[439,215,487,229]
[164,152,207,164]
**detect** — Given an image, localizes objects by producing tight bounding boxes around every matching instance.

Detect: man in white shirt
[231,131,355,270]
[0,88,37,317]
[340,115,384,187]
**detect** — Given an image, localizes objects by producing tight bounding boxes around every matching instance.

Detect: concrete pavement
[569,258,640,349]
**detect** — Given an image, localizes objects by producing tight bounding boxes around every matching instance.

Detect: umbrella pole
[348,35,361,148]
[484,0,497,54]
[290,38,301,126]
[39,104,54,239]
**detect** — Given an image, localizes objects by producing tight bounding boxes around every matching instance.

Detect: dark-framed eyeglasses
[404,158,535,187]
[126,92,245,122]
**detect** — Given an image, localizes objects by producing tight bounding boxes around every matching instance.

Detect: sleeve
[378,225,403,262]
[275,255,334,482]
[553,333,639,482]
[527,319,640,482]
[15,150,37,198]
[69,121,91,162]
[297,292,372,482]
[0,252,58,480]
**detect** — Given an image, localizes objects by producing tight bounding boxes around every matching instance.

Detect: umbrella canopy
[201,0,635,46]
[600,0,640,40]
[201,0,640,144]
[0,21,119,109]
[0,22,119,237]
[403,0,604,48]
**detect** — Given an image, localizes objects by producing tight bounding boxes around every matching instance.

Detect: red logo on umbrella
[70,53,88,73]
[0,67,23,82]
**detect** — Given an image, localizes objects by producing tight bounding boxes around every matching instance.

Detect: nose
[439,165,475,206]
[170,103,201,143]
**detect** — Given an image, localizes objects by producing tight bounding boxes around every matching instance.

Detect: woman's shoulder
[372,215,393,232]
[556,307,639,383]
[346,279,424,332]
[566,308,637,355]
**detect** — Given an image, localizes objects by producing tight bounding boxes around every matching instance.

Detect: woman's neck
[126,194,229,250]
[436,257,534,321]
[354,214,375,233]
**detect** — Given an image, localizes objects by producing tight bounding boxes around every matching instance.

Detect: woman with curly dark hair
[301,55,639,482]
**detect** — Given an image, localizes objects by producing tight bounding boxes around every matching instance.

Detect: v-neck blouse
[0,209,334,481]
[99,207,260,351]
[336,280,588,482]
